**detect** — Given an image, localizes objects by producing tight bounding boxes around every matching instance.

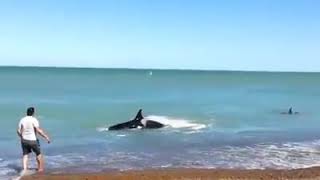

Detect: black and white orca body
[108,109,164,130]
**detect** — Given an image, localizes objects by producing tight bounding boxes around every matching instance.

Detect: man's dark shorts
[21,139,41,156]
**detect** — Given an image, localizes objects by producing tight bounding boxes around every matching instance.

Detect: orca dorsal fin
[134,109,144,121]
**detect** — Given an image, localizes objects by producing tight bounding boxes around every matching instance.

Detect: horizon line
[0,65,319,73]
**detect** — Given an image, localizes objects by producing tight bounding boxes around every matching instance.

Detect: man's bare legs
[22,154,44,172]
[22,155,28,171]
[36,154,44,172]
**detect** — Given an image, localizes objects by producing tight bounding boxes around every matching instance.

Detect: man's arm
[34,126,50,143]
[17,129,22,138]
[17,125,23,138]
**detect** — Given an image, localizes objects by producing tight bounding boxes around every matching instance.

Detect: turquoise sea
[1,67,320,179]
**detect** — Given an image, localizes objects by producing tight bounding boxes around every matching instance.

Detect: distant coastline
[0,65,319,73]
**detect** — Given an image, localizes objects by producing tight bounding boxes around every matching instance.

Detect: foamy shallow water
[3,139,320,179]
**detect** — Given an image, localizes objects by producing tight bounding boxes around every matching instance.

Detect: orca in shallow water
[108,109,164,130]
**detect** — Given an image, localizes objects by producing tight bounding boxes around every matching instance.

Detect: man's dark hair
[27,107,35,116]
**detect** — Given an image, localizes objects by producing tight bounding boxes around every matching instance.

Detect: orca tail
[134,109,144,121]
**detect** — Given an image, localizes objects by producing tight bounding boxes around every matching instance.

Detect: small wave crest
[96,127,108,132]
[116,134,127,137]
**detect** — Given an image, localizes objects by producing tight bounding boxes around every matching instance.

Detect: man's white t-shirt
[18,116,39,141]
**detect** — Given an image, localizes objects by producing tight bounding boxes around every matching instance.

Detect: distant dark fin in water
[280,107,299,115]
[134,109,144,121]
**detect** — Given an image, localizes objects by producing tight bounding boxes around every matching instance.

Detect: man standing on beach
[17,107,51,172]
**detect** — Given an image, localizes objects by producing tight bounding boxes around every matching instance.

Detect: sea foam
[145,115,207,130]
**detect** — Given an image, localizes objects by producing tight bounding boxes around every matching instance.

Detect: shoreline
[22,167,320,180]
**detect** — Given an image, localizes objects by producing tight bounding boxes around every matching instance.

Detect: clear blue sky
[0,0,319,71]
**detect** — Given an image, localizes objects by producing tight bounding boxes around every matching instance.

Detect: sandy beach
[22,167,320,180]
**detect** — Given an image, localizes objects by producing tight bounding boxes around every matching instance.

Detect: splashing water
[145,115,207,130]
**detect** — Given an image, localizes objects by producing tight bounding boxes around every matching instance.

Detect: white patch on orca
[141,119,147,126]
[145,115,207,130]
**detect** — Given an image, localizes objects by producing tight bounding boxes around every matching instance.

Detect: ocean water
[0,67,320,179]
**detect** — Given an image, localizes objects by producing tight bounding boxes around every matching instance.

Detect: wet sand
[22,167,320,180]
